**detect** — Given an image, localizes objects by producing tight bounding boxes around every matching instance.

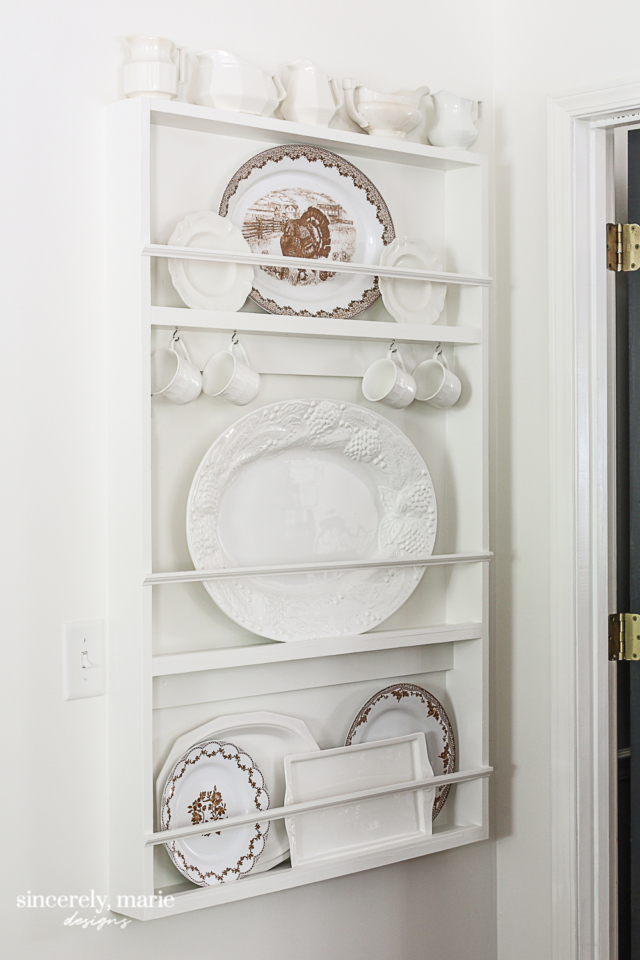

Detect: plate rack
[106,96,491,920]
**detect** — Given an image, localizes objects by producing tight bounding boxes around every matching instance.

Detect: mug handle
[389,344,406,371]
[172,46,186,85]
[434,345,449,369]
[171,333,192,364]
[272,74,287,103]
[230,337,250,366]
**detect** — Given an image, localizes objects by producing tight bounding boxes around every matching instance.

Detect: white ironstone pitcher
[280,60,342,126]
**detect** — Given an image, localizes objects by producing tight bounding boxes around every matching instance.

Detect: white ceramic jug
[342,80,429,139]
[280,60,342,126]
[193,50,286,117]
[427,90,479,150]
[124,35,186,100]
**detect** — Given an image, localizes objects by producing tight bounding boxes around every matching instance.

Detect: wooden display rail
[144,552,492,586]
[144,243,491,286]
[147,766,492,846]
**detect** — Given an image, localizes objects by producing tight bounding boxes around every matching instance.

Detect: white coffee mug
[413,348,461,408]
[202,338,260,405]
[362,345,416,408]
[151,336,202,404]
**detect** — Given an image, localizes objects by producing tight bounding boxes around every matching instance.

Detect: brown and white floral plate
[160,739,270,887]
[157,713,319,876]
[219,144,395,318]
[345,683,455,819]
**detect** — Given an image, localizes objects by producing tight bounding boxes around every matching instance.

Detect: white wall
[492,3,640,959]
[1,2,497,958]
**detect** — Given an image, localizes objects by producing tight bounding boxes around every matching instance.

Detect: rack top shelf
[140,98,484,171]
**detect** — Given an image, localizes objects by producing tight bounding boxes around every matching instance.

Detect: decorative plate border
[161,739,270,887]
[345,683,455,820]
[186,399,437,642]
[218,144,395,318]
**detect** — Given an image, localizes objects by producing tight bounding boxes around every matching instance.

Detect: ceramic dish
[167,211,253,310]
[379,238,447,324]
[160,738,269,886]
[345,683,455,819]
[186,398,437,642]
[284,734,434,867]
[219,144,395,318]
[157,713,319,874]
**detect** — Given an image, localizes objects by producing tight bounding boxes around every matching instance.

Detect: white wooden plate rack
[106,97,491,920]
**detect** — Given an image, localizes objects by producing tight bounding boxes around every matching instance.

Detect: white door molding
[548,80,640,960]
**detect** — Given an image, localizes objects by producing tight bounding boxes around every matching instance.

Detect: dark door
[616,127,640,959]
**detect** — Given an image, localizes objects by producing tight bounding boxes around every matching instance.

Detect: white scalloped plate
[168,211,253,310]
[186,399,437,642]
[379,238,447,324]
[157,713,320,874]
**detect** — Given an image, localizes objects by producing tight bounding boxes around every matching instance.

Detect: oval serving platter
[219,144,395,318]
[186,399,437,642]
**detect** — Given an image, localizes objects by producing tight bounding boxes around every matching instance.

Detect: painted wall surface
[492,3,640,959]
[1,2,497,959]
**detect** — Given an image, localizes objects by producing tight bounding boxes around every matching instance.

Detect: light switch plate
[62,620,106,700]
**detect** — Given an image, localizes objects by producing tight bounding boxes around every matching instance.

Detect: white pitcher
[193,50,286,117]
[124,35,186,100]
[427,90,479,150]
[280,60,342,126]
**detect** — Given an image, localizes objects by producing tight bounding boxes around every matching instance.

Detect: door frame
[549,80,640,960]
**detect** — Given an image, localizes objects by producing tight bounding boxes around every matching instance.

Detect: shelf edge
[149,306,483,344]
[152,622,483,675]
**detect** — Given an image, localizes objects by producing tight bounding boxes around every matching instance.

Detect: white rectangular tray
[284,734,435,868]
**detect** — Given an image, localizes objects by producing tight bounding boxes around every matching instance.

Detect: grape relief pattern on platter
[187,399,437,642]
[161,740,270,887]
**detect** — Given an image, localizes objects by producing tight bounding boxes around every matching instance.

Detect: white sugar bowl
[193,49,286,117]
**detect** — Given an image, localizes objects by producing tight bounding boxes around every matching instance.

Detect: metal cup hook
[231,330,239,346]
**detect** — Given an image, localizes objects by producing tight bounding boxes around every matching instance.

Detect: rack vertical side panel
[106,98,154,913]
[443,156,491,832]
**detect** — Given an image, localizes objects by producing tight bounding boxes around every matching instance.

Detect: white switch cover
[62,620,106,700]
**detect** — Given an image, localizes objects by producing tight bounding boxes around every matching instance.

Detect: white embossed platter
[186,399,437,642]
[219,145,395,318]
[168,211,253,311]
[160,739,270,887]
[345,683,455,819]
[157,713,319,874]
[379,238,447,324]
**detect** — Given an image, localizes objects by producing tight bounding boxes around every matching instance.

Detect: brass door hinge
[606,223,640,271]
[609,613,640,660]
